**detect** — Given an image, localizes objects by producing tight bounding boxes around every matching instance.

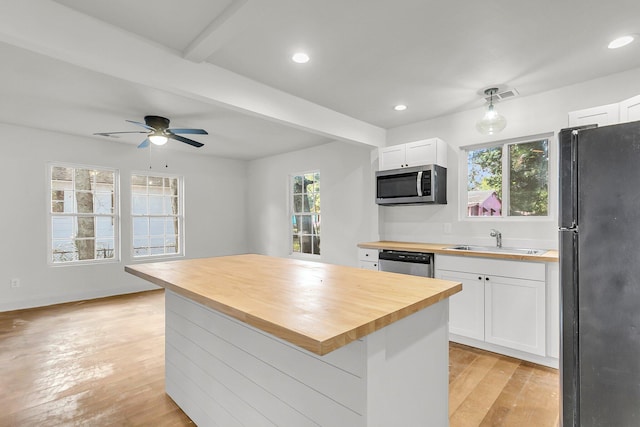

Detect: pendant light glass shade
[476,88,507,135]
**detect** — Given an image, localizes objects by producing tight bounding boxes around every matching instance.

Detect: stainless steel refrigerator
[559,121,640,427]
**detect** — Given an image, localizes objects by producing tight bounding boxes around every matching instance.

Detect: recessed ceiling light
[292,52,310,63]
[394,104,407,111]
[608,35,635,49]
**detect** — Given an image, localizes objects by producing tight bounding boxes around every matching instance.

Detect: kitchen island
[125,254,461,427]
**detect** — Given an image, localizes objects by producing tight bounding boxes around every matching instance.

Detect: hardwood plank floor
[0,290,559,426]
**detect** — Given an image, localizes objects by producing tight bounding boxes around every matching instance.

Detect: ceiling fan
[94,115,207,148]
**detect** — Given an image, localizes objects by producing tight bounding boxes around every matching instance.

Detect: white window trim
[130,171,185,260]
[289,170,321,260]
[458,132,556,222]
[47,162,121,266]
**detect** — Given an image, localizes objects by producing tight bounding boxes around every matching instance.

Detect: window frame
[459,132,555,221]
[289,170,321,259]
[130,171,185,260]
[47,162,120,266]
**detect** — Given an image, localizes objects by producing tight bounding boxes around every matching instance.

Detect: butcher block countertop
[358,241,559,262]
[125,254,461,356]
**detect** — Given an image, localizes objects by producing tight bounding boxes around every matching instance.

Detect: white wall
[247,140,378,267]
[0,123,248,311]
[383,67,640,249]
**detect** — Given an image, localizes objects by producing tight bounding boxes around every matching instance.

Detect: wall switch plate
[10,278,20,288]
[443,223,452,234]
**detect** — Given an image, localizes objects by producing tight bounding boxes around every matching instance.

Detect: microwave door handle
[416,171,423,196]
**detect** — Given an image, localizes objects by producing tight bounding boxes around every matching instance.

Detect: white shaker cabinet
[436,255,549,364]
[620,94,640,123]
[358,248,379,271]
[484,274,546,356]
[379,138,447,171]
[437,270,484,341]
[568,103,619,127]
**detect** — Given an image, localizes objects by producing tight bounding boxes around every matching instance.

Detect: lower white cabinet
[436,255,548,361]
[358,248,379,271]
[437,270,484,341]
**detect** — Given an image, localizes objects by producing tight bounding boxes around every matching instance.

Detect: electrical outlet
[10,278,20,288]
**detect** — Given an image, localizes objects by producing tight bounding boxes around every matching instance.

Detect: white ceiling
[1,0,639,159]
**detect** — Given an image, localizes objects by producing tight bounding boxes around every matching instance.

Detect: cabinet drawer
[358,248,379,261]
[359,261,379,271]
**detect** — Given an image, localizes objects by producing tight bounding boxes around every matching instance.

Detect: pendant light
[476,88,507,135]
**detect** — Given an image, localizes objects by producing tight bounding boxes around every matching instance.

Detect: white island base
[165,290,449,427]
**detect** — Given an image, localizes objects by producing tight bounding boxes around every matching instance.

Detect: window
[465,137,549,218]
[290,172,320,256]
[49,164,118,264]
[131,174,183,258]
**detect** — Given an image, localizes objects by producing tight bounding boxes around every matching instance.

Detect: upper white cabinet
[620,94,640,122]
[379,138,447,171]
[568,103,619,127]
[568,94,640,127]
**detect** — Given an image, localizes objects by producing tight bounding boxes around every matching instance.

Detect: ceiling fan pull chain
[149,143,152,169]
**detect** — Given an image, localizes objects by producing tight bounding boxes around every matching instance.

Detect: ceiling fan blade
[137,138,151,149]
[167,128,208,135]
[94,131,148,138]
[126,119,155,131]
[168,133,204,147]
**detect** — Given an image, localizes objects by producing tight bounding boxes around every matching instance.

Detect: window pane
[94,193,113,214]
[312,215,321,236]
[95,217,114,238]
[292,215,299,234]
[133,217,149,237]
[293,176,303,194]
[164,218,179,235]
[96,239,115,259]
[133,238,149,256]
[149,195,164,214]
[52,216,73,239]
[301,235,312,254]
[149,217,165,235]
[149,237,165,255]
[293,195,302,212]
[304,174,314,193]
[132,175,148,193]
[292,235,301,253]
[509,139,549,216]
[301,215,312,233]
[52,239,77,262]
[165,236,178,254]
[312,235,321,255]
[132,195,148,214]
[467,147,502,217]
[164,196,178,215]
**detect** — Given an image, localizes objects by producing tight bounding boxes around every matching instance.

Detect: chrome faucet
[490,229,502,248]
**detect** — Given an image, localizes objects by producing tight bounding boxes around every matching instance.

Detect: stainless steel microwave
[375,164,447,205]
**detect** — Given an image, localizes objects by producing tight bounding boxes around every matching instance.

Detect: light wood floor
[0,290,559,426]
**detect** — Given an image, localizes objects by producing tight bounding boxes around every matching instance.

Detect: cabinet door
[379,145,406,170]
[405,139,436,167]
[568,103,619,127]
[484,275,546,356]
[620,94,640,123]
[437,270,484,341]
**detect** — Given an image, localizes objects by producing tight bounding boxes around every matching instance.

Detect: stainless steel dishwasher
[378,249,434,278]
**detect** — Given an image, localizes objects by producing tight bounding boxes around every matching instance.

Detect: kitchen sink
[446,245,546,256]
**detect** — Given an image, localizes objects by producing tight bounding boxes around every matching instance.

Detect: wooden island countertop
[125,253,461,355]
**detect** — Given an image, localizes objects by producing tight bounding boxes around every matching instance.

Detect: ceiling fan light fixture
[149,134,168,145]
[476,88,507,135]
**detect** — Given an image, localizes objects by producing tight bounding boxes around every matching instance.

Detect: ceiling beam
[0,0,386,148]
[183,0,250,63]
